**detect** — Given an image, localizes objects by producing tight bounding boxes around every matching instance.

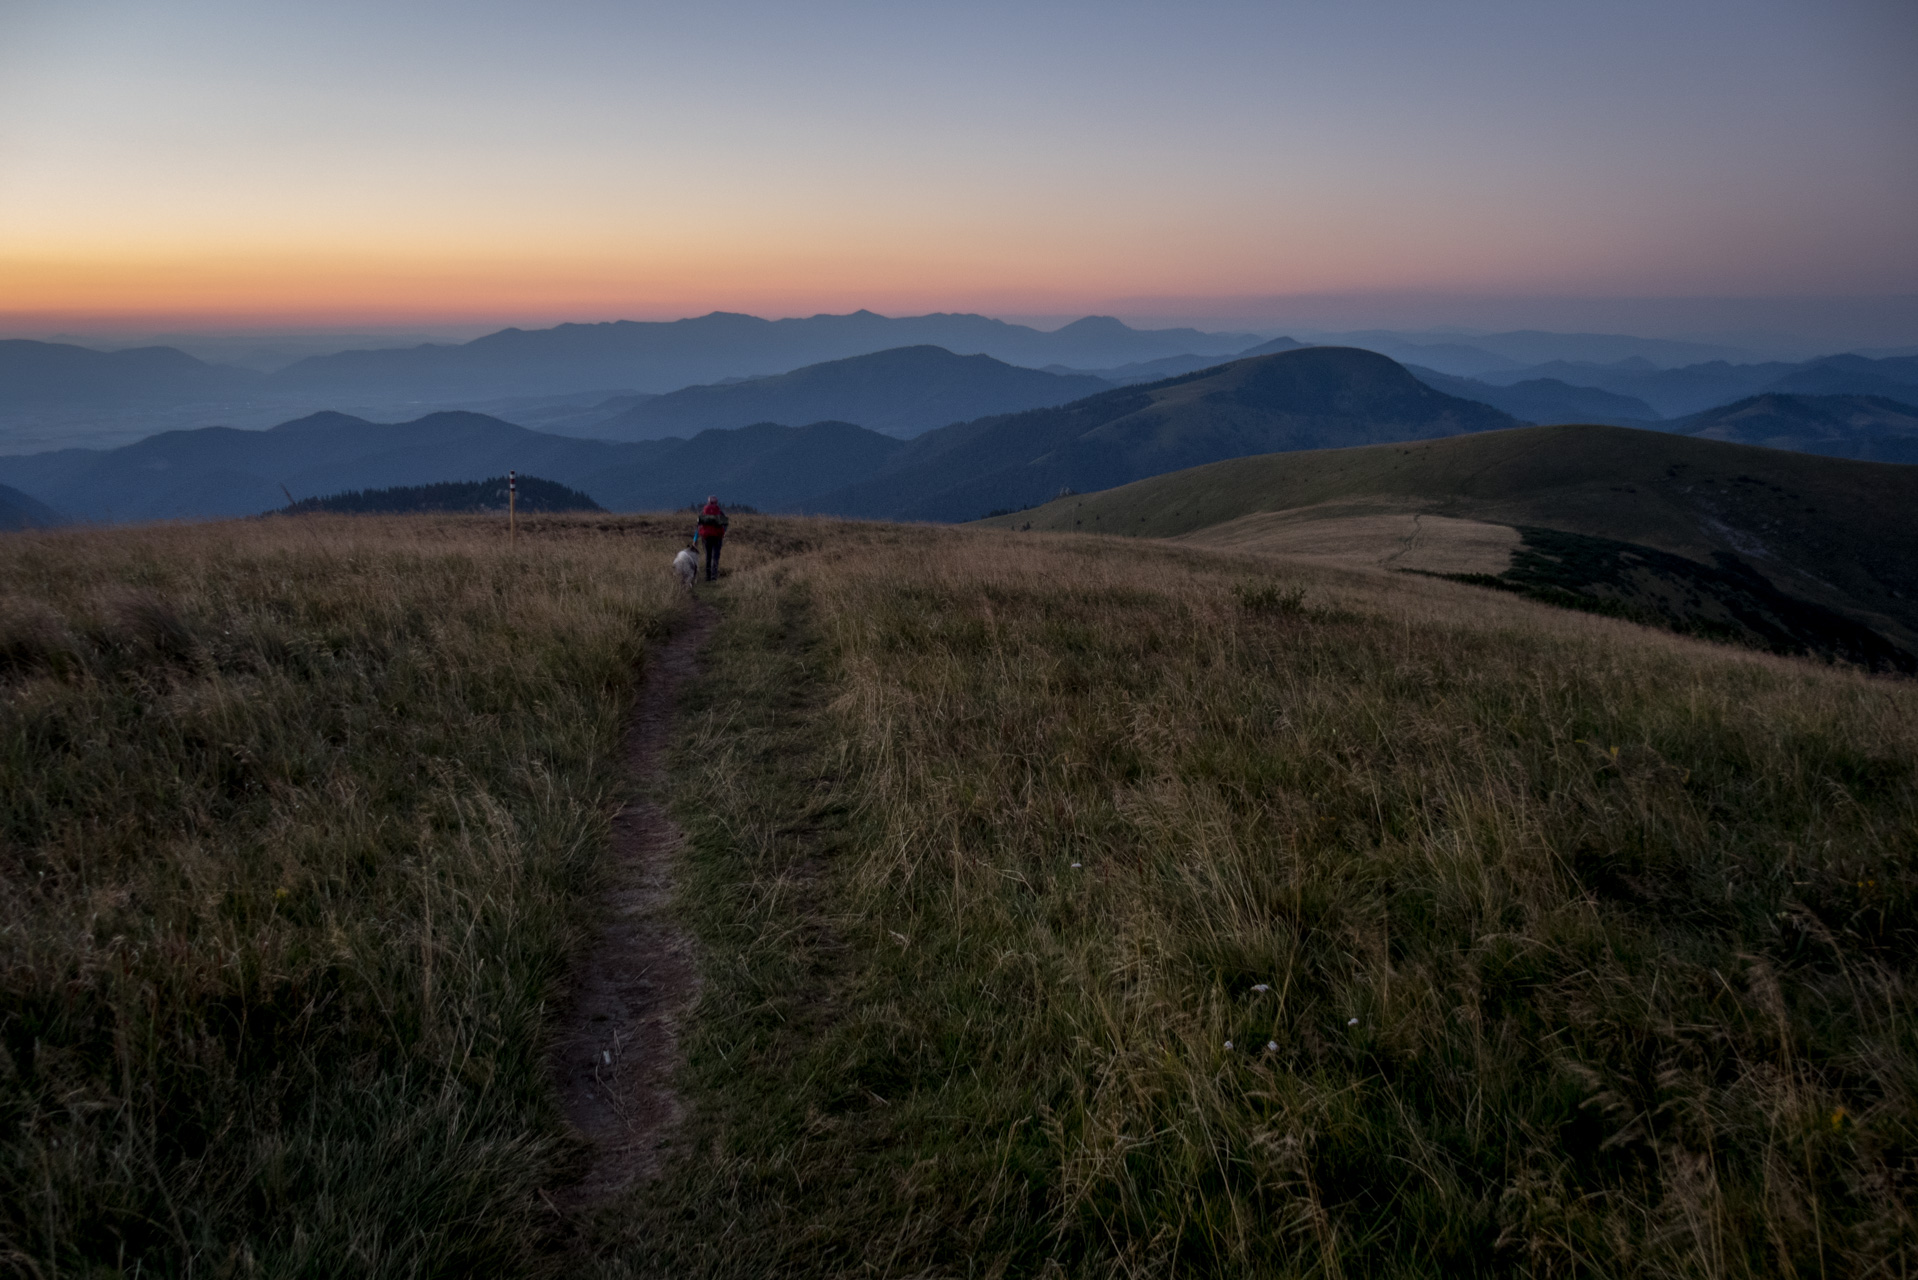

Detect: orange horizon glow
[3,2,1912,341]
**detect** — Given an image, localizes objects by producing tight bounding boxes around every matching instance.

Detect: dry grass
[1176,508,1521,577]
[625,524,1918,1278]
[0,512,797,1277]
[6,512,1914,1277]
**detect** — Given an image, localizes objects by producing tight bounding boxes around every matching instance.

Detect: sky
[2,0,1914,346]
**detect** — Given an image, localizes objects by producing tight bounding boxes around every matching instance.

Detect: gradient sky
[2,0,1914,340]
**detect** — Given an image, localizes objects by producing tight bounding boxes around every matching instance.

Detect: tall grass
[0,514,720,1276]
[627,526,1918,1278]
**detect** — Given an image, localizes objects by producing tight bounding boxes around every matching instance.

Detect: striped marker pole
[508,470,517,545]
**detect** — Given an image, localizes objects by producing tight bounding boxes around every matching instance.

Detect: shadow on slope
[1430,526,1914,673]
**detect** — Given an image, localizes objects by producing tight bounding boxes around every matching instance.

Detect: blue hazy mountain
[1311,329,1760,376]
[1472,354,1918,418]
[1671,394,1918,464]
[265,311,1265,402]
[815,347,1522,522]
[574,346,1113,441]
[3,410,906,523]
[1474,359,1790,415]
[1043,337,1307,386]
[1403,365,1658,426]
[0,340,259,411]
[14,348,1916,528]
[1764,355,1918,401]
[581,420,905,510]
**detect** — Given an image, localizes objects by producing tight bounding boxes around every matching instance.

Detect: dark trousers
[702,536,723,580]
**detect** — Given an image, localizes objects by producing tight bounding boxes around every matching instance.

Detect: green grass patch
[0,515,692,1276]
[613,530,1918,1278]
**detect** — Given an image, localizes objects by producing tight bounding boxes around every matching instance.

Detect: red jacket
[696,502,728,539]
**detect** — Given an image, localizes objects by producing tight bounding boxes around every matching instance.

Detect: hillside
[980,423,1918,663]
[576,346,1111,441]
[820,346,1520,521]
[6,513,1915,1274]
[282,474,603,515]
[0,482,63,530]
[1674,393,1918,463]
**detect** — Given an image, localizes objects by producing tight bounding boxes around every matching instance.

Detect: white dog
[672,544,700,588]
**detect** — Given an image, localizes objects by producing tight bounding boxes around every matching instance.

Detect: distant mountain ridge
[1672,394,1918,463]
[265,310,1266,402]
[0,340,258,412]
[575,346,1113,441]
[1403,366,1657,426]
[816,347,1521,522]
[11,346,1918,530]
[5,348,1511,524]
[9,317,1918,461]
[4,410,907,524]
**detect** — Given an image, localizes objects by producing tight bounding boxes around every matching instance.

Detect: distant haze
[2,1,1913,348]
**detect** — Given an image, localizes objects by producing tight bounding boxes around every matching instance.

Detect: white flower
[1266,1041,1278,1052]
[1224,1041,1234,1050]
[1251,984,1270,993]
[1347,1018,1359,1027]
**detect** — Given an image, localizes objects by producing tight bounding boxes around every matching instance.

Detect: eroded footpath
[549,599,719,1208]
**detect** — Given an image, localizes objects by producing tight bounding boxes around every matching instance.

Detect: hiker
[695,495,729,580]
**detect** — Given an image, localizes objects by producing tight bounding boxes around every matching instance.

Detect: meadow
[621,522,1918,1278]
[0,514,738,1276]
[3,513,1915,1278]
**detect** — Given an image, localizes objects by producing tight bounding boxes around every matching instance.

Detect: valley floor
[3,514,1915,1277]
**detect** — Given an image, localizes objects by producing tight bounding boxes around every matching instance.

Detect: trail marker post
[508,470,517,544]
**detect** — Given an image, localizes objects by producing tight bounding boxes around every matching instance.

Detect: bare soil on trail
[550,600,717,1210]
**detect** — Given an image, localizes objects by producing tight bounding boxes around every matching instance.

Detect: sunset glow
[2,0,1914,336]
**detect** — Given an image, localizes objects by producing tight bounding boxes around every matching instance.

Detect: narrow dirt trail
[551,599,717,1210]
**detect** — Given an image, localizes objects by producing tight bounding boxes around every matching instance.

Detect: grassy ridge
[624,524,1918,1277]
[976,424,1918,654]
[0,515,713,1275]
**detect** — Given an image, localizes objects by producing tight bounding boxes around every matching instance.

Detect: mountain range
[570,346,1113,441]
[813,347,1518,521]
[1402,366,1657,426]
[1671,394,1918,463]
[6,348,1510,524]
[9,345,1916,530]
[263,311,1264,403]
[8,313,1918,460]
